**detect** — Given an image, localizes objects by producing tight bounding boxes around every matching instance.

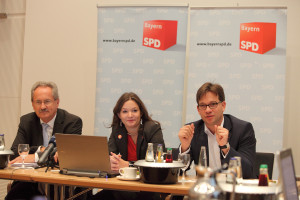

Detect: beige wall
[0,0,299,187]
[0,0,26,198]
[21,0,98,137]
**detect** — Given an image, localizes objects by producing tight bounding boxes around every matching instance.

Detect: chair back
[172,148,179,160]
[253,152,274,179]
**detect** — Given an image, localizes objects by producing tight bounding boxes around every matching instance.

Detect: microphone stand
[45,149,58,172]
[45,155,55,172]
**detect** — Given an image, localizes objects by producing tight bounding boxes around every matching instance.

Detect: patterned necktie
[42,123,50,146]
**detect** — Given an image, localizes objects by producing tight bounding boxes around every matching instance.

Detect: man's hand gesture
[178,123,195,152]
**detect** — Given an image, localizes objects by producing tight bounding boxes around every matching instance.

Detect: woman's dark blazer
[108,120,165,161]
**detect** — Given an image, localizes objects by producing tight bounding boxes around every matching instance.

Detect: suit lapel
[199,127,209,165]
[115,127,128,160]
[120,132,128,160]
[194,121,209,165]
[53,109,64,135]
[136,132,144,159]
[223,115,232,141]
[37,118,44,145]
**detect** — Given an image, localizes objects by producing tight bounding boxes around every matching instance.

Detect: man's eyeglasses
[33,99,54,106]
[198,101,222,110]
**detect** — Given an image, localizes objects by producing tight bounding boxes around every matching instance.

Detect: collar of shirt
[35,114,57,162]
[204,117,224,134]
[40,113,57,129]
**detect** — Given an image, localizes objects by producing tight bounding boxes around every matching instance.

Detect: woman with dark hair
[93,92,165,200]
[108,92,165,170]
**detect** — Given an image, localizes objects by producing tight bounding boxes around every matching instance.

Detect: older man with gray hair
[6,81,82,200]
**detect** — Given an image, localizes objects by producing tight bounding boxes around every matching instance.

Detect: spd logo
[240,22,276,54]
[143,20,178,51]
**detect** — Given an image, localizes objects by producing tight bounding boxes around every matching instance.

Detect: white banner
[188,8,286,157]
[95,6,188,148]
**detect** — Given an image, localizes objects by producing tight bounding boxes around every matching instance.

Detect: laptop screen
[55,133,118,177]
[278,148,299,200]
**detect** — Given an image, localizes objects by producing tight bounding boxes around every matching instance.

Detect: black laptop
[55,134,119,178]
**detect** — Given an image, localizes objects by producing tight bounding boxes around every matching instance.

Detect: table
[2,167,300,199]
[0,167,195,199]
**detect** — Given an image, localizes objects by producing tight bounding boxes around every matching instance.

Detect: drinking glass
[178,154,190,182]
[18,144,30,168]
[234,156,243,184]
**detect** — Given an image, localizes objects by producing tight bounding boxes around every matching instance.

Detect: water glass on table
[18,144,30,169]
[178,154,190,182]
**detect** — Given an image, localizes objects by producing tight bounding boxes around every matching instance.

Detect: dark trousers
[92,190,161,200]
[5,181,90,200]
[5,181,42,200]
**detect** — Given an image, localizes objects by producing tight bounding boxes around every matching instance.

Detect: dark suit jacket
[189,114,256,179]
[10,108,82,159]
[108,120,165,161]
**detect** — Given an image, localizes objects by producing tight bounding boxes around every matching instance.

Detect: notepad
[10,162,38,168]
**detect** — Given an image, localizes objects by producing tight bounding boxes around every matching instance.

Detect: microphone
[37,136,56,166]
[50,147,57,158]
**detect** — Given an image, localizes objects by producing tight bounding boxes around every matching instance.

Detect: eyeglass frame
[198,101,222,110]
[33,99,55,106]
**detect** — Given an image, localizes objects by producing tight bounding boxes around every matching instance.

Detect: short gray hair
[31,81,59,102]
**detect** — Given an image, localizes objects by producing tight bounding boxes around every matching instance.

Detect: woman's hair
[110,92,156,128]
[196,82,225,106]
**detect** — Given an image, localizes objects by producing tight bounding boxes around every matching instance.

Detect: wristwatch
[219,142,230,149]
[129,161,135,167]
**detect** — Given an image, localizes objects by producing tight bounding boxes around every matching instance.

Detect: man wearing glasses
[178,82,256,179]
[6,81,82,200]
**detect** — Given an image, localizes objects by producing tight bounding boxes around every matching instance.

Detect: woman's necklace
[127,132,137,136]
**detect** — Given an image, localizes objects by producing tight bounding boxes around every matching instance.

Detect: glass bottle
[226,157,238,183]
[196,146,208,177]
[199,146,207,168]
[189,172,225,200]
[258,164,269,186]
[0,134,5,151]
[234,156,243,184]
[166,148,173,163]
[156,144,163,162]
[145,143,154,162]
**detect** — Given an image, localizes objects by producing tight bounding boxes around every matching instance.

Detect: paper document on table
[10,162,38,168]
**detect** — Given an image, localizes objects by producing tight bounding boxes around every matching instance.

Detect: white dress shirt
[179,117,229,170]
[34,114,57,162]
[205,123,222,170]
